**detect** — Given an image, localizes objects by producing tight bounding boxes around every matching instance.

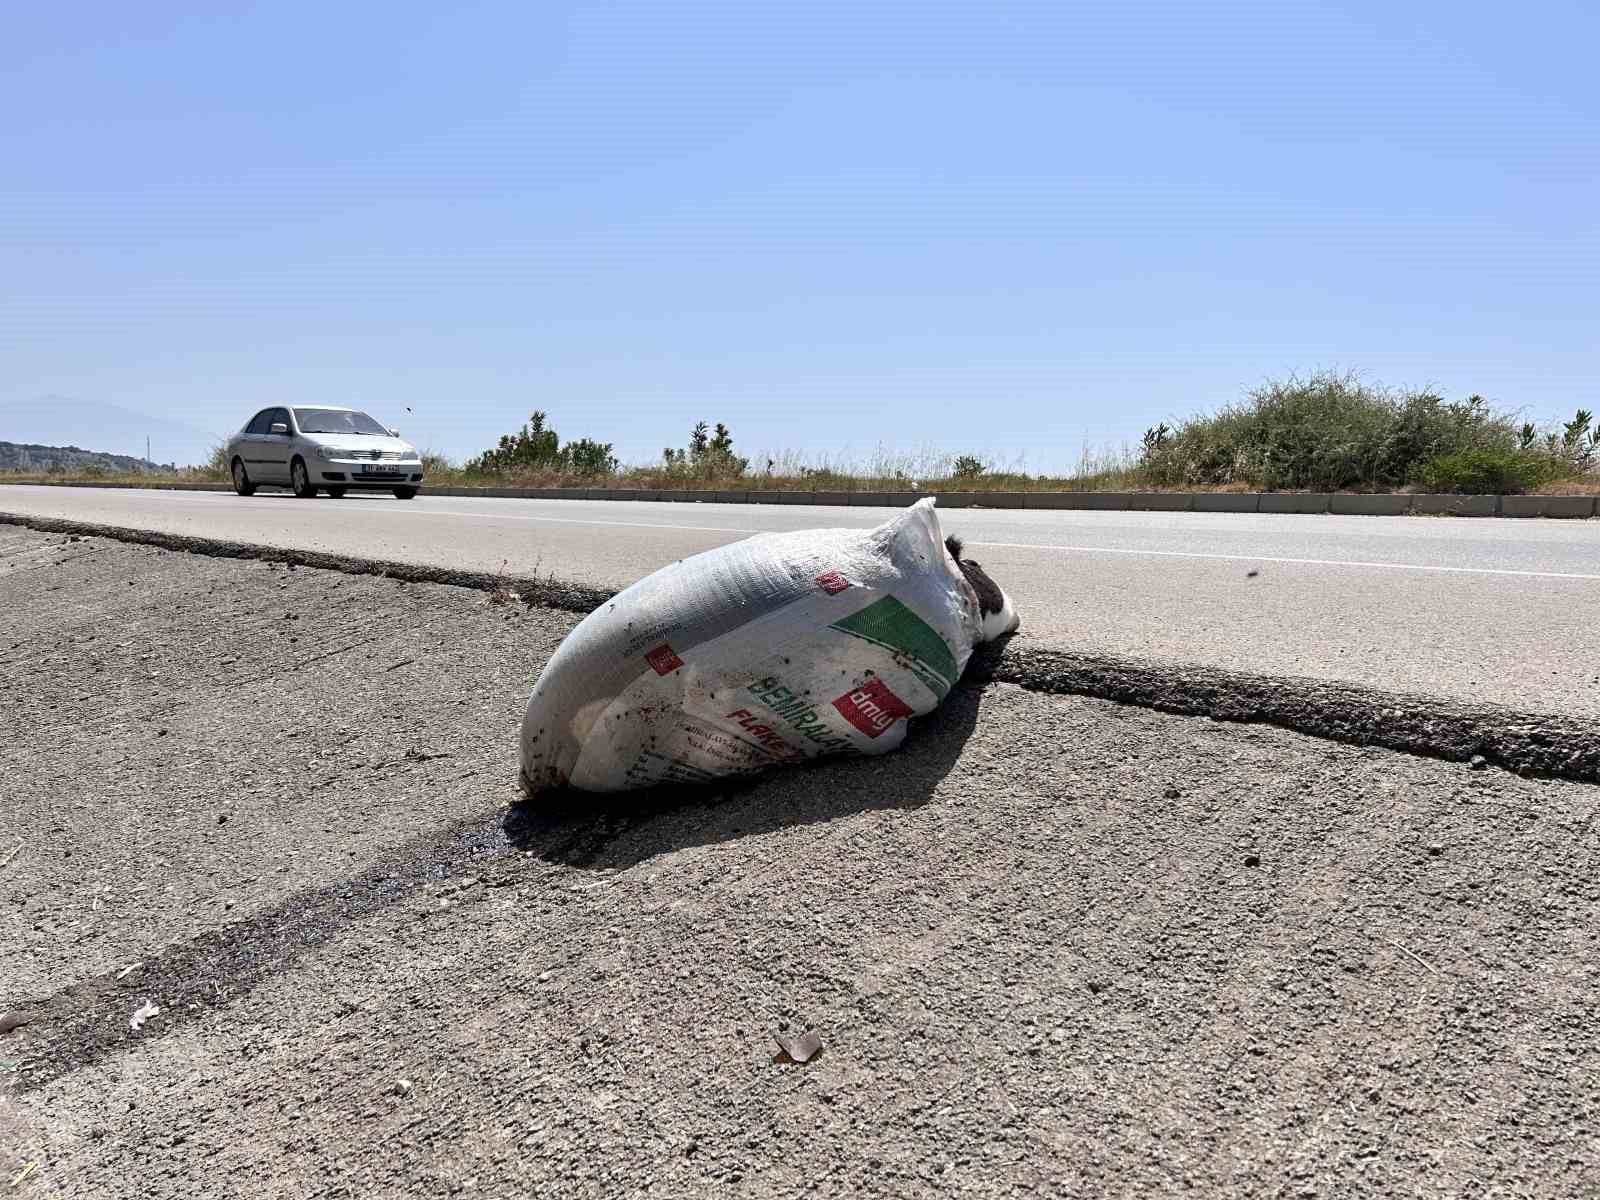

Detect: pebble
[1469,755,1488,770]
[1244,854,1261,868]
[1163,787,1181,799]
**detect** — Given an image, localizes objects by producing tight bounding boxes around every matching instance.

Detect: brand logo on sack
[831,676,914,738]
[829,595,958,699]
[645,643,684,675]
[815,570,850,595]
[744,677,856,754]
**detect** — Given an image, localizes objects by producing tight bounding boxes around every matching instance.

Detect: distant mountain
[0,441,172,473]
[0,396,221,468]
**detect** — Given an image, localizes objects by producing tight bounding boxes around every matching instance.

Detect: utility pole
[146,436,151,465]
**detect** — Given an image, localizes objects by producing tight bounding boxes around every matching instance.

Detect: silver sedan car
[225,406,426,499]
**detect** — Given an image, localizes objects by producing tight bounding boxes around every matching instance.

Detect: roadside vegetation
[4,374,1596,495]
[1138,373,1597,494]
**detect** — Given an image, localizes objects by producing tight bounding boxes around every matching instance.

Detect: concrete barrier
[1412,494,1498,516]
[1330,494,1414,516]
[1023,492,1099,509]
[1128,492,1191,512]
[1541,495,1597,518]
[1192,493,1260,513]
[1258,493,1332,514]
[770,491,818,505]
[848,491,893,506]
[1503,495,1597,518]
[966,491,1030,508]
[930,491,976,508]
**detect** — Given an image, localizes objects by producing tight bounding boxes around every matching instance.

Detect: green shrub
[1139,372,1523,491]
[951,454,987,479]
[466,411,618,476]
[203,442,229,477]
[661,421,748,480]
[1418,447,1557,494]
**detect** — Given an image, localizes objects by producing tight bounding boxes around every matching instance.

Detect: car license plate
[360,464,395,475]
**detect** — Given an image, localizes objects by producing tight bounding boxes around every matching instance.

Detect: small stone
[217,814,228,825]
[1427,844,1444,857]
[1244,854,1261,868]
[1469,755,1488,770]
[391,1079,413,1096]
[1163,787,1181,800]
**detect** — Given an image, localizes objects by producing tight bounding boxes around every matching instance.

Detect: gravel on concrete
[3,527,1599,1198]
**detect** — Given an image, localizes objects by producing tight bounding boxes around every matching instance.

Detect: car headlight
[313,446,336,461]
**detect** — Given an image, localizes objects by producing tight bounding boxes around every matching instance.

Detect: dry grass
[1533,478,1600,496]
[5,456,1594,497]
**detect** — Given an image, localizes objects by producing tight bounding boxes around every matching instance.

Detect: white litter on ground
[520,498,1018,795]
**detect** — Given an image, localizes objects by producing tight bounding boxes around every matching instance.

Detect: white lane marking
[965,539,1600,582]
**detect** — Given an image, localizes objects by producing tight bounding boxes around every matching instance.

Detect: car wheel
[290,457,318,498]
[393,487,418,500]
[326,486,347,498]
[231,457,256,496]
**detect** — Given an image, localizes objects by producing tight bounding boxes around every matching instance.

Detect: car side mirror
[388,428,400,437]
[270,422,289,435]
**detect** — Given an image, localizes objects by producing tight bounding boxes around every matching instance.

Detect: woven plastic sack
[519,498,1013,795]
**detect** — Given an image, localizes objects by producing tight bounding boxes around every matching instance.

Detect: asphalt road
[3,484,1598,716]
[6,527,1597,1197]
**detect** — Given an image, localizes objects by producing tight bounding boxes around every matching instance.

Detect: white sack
[520,498,1001,795]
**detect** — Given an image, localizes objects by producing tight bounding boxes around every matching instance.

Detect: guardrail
[6,479,1596,517]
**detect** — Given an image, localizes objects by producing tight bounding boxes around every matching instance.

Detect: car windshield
[293,408,391,436]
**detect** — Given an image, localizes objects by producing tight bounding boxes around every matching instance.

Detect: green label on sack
[829,595,957,698]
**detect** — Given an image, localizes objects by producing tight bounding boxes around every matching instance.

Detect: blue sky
[4,1,1595,470]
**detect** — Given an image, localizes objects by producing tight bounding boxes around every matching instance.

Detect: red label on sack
[645,643,684,675]
[831,676,914,738]
[815,570,850,595]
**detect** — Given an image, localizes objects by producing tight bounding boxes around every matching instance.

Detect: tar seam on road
[5,508,1596,790]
